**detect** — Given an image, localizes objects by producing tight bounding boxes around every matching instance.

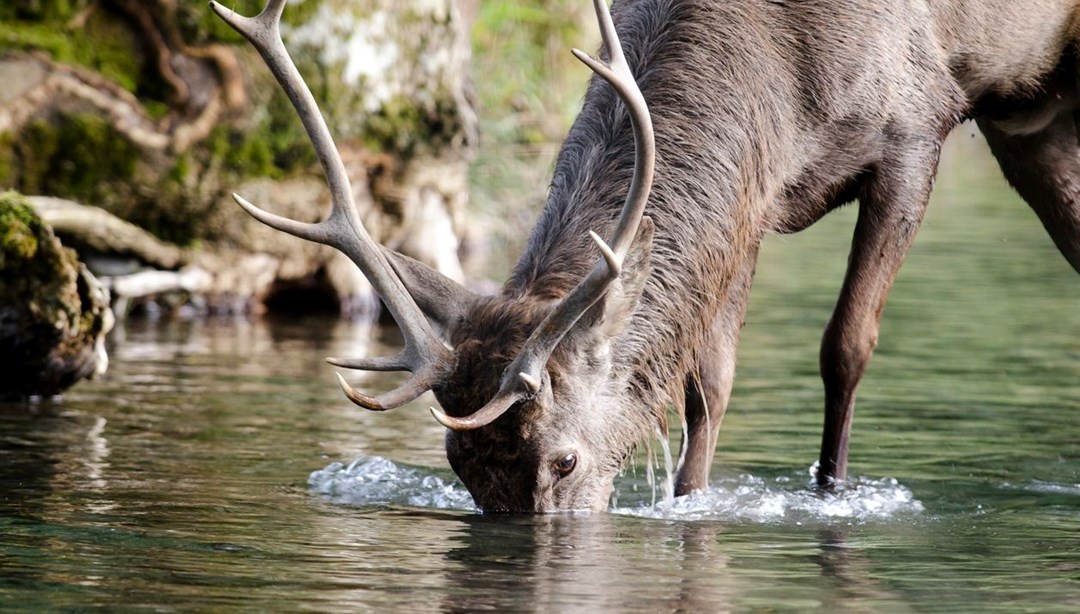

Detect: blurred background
[0,0,600,397]
[0,0,1073,396]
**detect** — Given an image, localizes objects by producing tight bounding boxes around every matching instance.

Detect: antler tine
[335,372,439,411]
[232,192,325,243]
[211,0,453,411]
[436,0,655,431]
[574,0,655,262]
[326,355,410,371]
[429,389,522,430]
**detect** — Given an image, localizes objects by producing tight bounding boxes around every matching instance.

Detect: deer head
[210,0,655,512]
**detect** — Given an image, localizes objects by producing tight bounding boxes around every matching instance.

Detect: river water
[1,131,1077,610]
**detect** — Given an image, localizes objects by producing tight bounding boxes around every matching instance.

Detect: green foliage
[471,0,590,141]
[262,88,318,173]
[0,0,83,22]
[168,154,192,185]
[467,0,594,258]
[175,0,321,46]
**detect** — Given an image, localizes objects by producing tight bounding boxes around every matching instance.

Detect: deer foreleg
[816,142,941,488]
[675,243,758,496]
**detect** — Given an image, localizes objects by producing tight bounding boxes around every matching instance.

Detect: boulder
[0,191,113,400]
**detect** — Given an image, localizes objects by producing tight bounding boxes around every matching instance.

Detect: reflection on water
[1,132,1077,610]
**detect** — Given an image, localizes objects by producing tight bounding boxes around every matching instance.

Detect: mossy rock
[0,191,112,400]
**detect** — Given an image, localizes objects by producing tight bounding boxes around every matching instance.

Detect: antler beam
[210,0,454,410]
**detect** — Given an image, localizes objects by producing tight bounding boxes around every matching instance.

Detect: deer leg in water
[816,142,941,488]
[675,244,758,495]
[979,113,1080,273]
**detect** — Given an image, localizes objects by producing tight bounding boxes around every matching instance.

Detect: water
[1,131,1078,610]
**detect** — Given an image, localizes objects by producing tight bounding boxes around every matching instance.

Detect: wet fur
[404,0,1080,510]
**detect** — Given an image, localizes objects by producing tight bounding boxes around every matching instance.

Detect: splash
[612,471,924,523]
[308,456,476,511]
[310,457,923,522]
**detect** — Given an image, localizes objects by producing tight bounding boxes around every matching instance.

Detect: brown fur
[391,0,1080,510]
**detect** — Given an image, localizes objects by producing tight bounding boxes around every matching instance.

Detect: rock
[0,191,114,400]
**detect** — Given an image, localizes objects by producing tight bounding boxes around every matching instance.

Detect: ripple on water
[1004,481,1080,496]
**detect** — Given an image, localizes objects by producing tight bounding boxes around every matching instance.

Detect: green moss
[0,133,15,188]
[14,114,138,204]
[0,188,108,399]
[15,120,60,196]
[0,4,147,94]
[58,113,139,195]
[77,9,144,92]
[142,100,172,121]
[7,114,207,246]
[202,87,315,180]
[0,190,78,323]
[226,133,275,177]
[0,191,41,268]
[359,92,463,157]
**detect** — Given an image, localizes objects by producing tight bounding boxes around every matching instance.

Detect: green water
[1,131,1077,611]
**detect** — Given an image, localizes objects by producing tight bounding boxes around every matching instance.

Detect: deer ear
[382,248,480,333]
[578,216,654,338]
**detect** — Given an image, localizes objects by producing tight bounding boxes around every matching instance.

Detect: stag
[211,0,1080,512]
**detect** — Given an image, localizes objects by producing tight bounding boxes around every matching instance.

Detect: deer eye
[553,453,577,478]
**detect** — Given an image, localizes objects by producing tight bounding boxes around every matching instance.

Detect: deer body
[214,0,1080,512]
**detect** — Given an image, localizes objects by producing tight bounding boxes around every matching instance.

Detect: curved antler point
[573,49,609,76]
[430,406,455,429]
[334,372,382,410]
[589,230,621,277]
[519,372,541,394]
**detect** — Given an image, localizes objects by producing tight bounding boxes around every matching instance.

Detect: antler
[209,0,454,410]
[431,0,656,430]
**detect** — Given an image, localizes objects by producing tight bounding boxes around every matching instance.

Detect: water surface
[1,132,1077,611]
